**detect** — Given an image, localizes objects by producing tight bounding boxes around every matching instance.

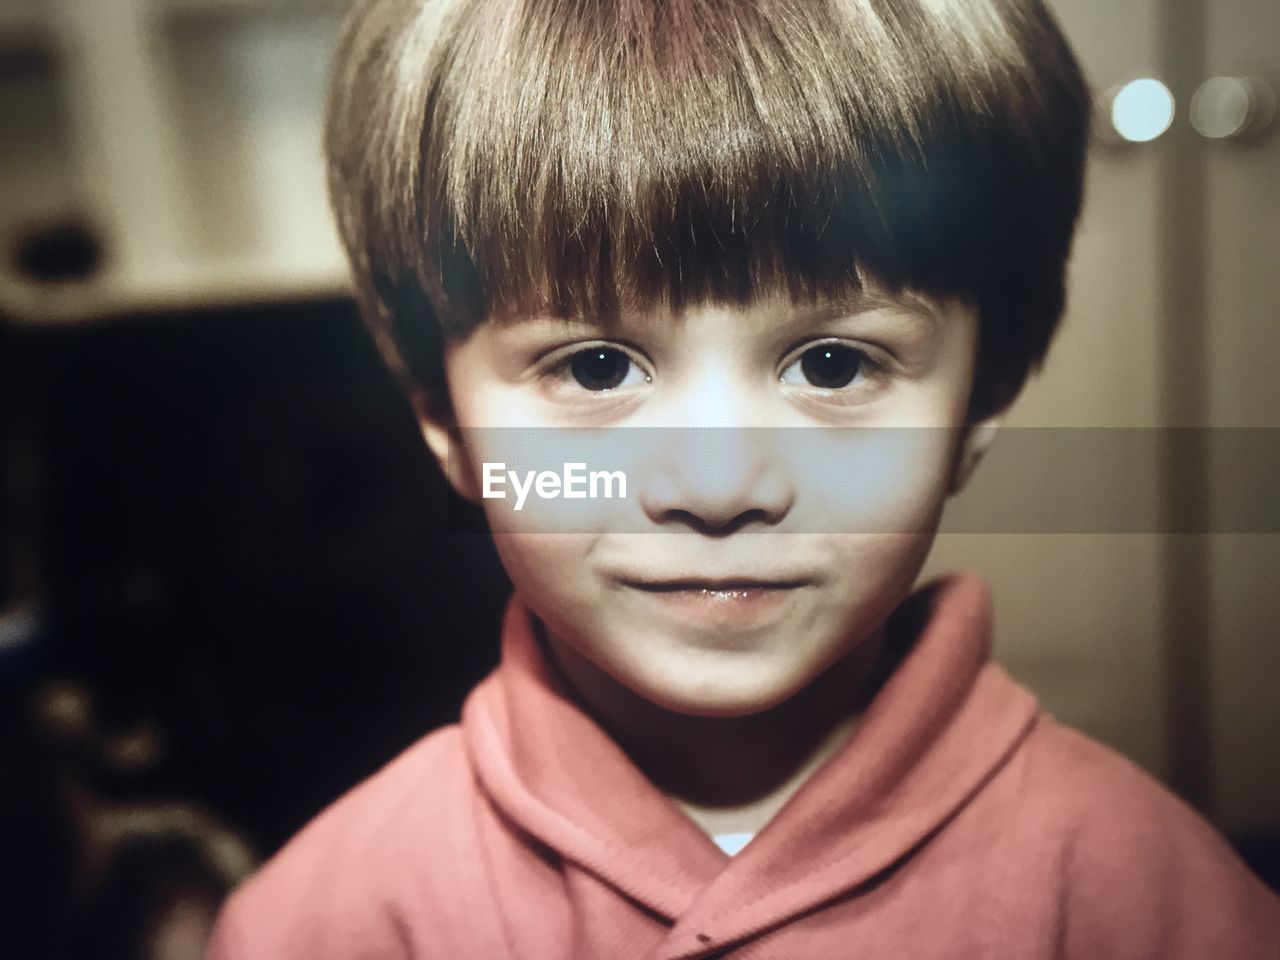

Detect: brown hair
[324,0,1091,419]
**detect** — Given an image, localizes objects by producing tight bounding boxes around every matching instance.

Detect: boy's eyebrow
[787,291,944,328]
[499,290,945,334]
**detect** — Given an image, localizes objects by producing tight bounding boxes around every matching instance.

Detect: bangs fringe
[326,0,1089,413]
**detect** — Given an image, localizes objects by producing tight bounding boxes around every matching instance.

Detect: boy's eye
[566,346,649,391]
[779,343,868,389]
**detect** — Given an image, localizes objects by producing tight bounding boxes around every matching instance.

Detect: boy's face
[421,290,1002,718]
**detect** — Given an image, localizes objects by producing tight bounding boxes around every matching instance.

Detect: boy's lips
[613,576,811,629]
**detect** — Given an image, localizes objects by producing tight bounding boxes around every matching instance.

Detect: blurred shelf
[0,255,352,325]
[0,0,353,323]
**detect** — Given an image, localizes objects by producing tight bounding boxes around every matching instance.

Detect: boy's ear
[949,409,1008,495]
[411,387,482,503]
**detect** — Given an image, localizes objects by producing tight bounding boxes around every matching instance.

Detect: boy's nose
[637,428,794,534]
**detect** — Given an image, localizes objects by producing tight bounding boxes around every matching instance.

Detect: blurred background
[0,0,1276,956]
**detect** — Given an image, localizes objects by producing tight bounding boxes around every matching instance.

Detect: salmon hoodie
[205,573,1280,958]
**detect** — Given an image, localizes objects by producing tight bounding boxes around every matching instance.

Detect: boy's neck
[542,624,889,839]
[669,707,865,838]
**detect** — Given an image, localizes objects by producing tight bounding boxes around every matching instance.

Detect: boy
[208,0,1280,956]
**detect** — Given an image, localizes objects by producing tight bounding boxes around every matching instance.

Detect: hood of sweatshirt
[460,572,1039,958]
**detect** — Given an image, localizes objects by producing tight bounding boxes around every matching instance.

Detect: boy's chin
[614,656,820,719]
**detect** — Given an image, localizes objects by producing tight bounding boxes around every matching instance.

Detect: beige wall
[924,0,1280,833]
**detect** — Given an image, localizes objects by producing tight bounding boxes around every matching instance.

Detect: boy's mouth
[615,577,810,628]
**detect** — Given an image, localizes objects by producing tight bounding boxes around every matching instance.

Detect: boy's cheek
[792,428,956,534]
[490,533,600,623]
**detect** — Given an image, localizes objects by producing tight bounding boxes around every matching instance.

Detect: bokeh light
[1110,78,1176,142]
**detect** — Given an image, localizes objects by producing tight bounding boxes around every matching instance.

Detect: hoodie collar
[461,572,1039,956]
